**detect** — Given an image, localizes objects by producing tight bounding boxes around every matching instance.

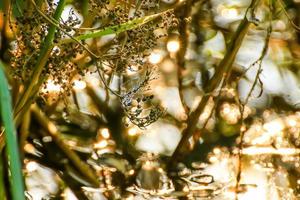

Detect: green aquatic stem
[0,61,25,200]
[14,0,66,123]
[60,11,167,43]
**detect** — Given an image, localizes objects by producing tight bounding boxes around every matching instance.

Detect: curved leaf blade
[0,61,25,200]
[61,11,168,43]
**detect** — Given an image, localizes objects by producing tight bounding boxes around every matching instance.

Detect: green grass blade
[61,11,168,43]
[0,61,25,200]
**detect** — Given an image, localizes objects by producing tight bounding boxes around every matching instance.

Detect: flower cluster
[10,0,178,126]
[121,67,165,128]
[11,3,85,99]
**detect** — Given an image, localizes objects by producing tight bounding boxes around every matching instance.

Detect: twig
[95,60,122,97]
[31,104,99,186]
[175,0,205,115]
[235,4,272,199]
[193,75,228,144]
[85,84,110,117]
[168,0,260,169]
[244,28,271,103]
[278,0,300,32]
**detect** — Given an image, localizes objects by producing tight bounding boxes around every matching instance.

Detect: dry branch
[168,0,260,168]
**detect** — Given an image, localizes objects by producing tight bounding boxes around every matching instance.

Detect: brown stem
[168,0,260,168]
[235,7,272,200]
[19,110,31,159]
[31,104,99,186]
[175,0,194,115]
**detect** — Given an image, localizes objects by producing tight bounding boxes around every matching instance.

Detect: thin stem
[168,0,260,168]
[192,76,227,145]
[95,60,122,97]
[59,10,170,44]
[14,71,46,126]
[31,104,99,186]
[19,110,31,158]
[29,0,101,58]
[235,4,272,199]
[175,0,196,116]
[278,0,300,32]
[14,0,66,121]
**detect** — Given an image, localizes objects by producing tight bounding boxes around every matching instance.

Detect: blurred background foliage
[0,0,300,199]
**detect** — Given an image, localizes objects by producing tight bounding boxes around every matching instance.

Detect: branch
[235,4,272,199]
[175,0,199,115]
[168,0,260,168]
[31,104,99,186]
[278,0,300,32]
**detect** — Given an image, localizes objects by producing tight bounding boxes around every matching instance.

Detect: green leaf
[61,11,167,43]
[12,0,24,17]
[0,61,25,200]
